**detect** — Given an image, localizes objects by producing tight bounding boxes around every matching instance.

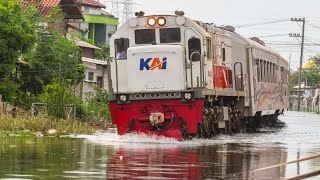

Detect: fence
[31,103,76,119]
[290,96,320,114]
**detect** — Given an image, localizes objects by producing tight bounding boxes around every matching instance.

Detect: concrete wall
[82,63,109,100]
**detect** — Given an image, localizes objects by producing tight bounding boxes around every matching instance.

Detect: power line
[235,19,289,28]
[258,33,289,38]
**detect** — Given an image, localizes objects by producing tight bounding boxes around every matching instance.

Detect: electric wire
[234,19,289,28]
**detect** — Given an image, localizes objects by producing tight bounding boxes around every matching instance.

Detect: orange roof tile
[78,0,106,8]
[19,0,83,19]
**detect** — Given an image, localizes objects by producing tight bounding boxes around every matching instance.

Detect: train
[106,11,289,140]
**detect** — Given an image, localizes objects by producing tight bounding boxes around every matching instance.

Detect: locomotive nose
[126,45,186,92]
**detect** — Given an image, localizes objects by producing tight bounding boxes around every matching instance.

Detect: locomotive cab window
[135,29,156,44]
[160,28,181,43]
[115,38,129,60]
[188,37,201,61]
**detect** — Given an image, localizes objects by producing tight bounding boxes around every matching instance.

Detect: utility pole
[290,17,305,111]
[111,0,135,25]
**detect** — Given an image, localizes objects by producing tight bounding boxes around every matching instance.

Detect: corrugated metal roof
[82,57,108,65]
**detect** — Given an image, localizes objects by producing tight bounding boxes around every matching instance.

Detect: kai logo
[140,57,168,71]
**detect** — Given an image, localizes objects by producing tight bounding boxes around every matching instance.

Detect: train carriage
[106,11,289,140]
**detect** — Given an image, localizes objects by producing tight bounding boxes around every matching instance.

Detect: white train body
[107,13,289,139]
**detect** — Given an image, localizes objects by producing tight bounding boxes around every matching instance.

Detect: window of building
[115,38,129,60]
[97,76,103,88]
[88,72,94,81]
[135,29,156,44]
[160,28,181,43]
[188,37,201,61]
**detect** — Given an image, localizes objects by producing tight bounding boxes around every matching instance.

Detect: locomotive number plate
[149,113,165,126]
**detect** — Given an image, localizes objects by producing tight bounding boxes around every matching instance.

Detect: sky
[103,0,320,70]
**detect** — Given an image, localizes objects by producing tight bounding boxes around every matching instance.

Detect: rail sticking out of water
[253,153,320,179]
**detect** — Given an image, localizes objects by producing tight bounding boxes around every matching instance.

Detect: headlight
[147,17,156,26]
[184,93,192,100]
[157,17,166,26]
[119,95,127,102]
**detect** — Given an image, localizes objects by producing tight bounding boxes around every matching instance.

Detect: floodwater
[1,111,320,179]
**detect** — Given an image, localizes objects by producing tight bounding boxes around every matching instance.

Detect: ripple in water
[77,111,320,148]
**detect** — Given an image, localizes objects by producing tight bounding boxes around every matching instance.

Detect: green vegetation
[0,113,96,136]
[0,0,112,135]
[0,0,36,102]
[290,55,320,90]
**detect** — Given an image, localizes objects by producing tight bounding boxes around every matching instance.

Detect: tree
[19,8,84,96]
[311,54,320,71]
[0,0,36,101]
[290,62,320,90]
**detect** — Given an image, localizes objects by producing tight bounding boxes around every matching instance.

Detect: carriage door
[185,28,203,89]
[280,66,284,103]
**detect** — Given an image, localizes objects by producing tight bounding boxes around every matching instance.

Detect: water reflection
[0,136,289,179]
[1,112,320,179]
[107,144,287,180]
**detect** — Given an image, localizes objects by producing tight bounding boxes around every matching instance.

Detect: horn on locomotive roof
[175,10,185,16]
[134,11,145,17]
[224,25,236,32]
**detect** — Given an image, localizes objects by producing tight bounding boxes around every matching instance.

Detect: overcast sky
[104,0,320,70]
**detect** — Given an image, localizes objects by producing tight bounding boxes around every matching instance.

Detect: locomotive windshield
[135,29,156,44]
[160,28,181,43]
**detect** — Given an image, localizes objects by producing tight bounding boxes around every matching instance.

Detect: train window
[206,38,212,60]
[188,37,201,61]
[256,59,261,82]
[275,65,278,83]
[135,29,156,44]
[268,62,271,83]
[266,61,269,82]
[115,38,129,60]
[160,28,181,43]
[273,64,277,83]
[281,67,284,83]
[222,48,226,62]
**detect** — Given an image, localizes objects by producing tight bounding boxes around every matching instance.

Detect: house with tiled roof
[19,0,83,19]
[76,0,118,46]
[19,0,114,99]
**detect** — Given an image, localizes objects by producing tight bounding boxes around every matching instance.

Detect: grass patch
[0,112,97,136]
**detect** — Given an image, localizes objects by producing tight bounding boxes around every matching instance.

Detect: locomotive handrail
[106,57,118,93]
[234,62,244,94]
[189,51,201,89]
[107,57,118,93]
[115,58,119,92]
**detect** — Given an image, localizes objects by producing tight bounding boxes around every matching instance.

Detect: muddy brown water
[1,111,320,179]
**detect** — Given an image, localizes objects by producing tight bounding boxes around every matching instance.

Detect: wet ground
[1,111,320,179]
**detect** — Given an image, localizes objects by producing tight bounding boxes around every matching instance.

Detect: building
[19,0,113,101]
[73,0,118,46]
[74,38,109,100]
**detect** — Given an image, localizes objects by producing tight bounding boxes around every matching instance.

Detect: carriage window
[206,38,213,60]
[256,59,261,82]
[263,61,266,82]
[275,65,278,83]
[160,28,181,43]
[188,38,201,61]
[222,48,226,62]
[135,29,156,44]
[115,38,129,60]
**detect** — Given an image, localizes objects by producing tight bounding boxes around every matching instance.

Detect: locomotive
[107,11,289,140]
